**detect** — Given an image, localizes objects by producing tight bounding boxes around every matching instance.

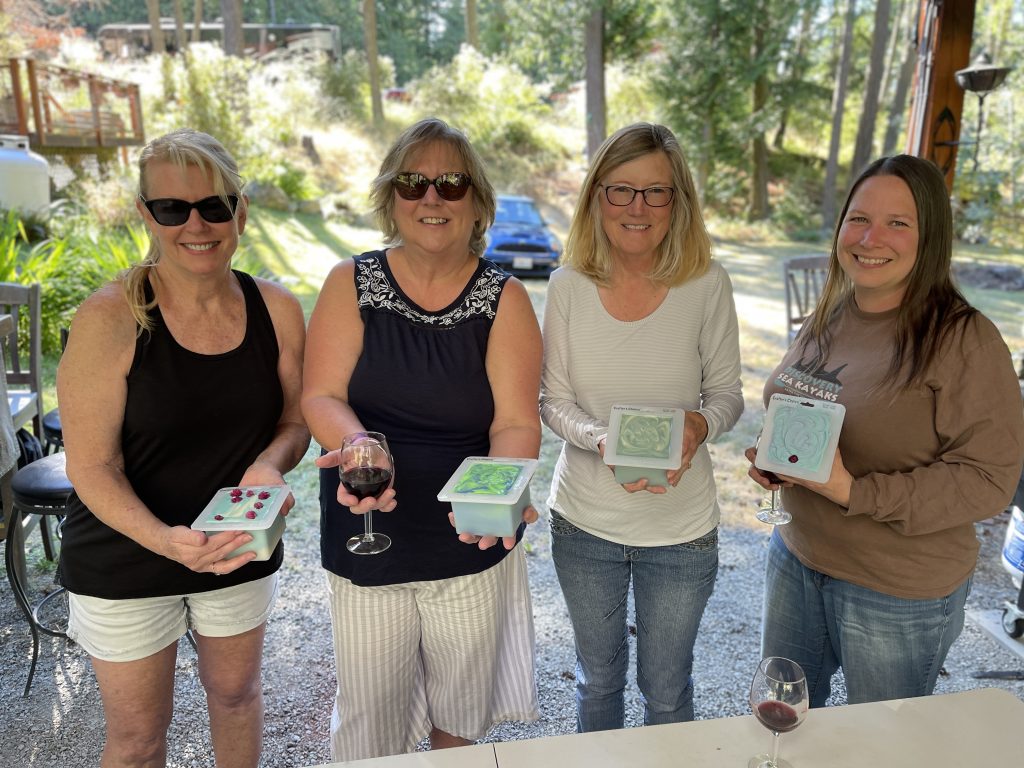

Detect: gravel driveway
[2,276,1022,767]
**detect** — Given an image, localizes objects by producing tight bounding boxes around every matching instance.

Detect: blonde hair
[124,128,245,331]
[369,117,496,257]
[563,123,711,286]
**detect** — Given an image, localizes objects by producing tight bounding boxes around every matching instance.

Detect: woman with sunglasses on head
[302,117,542,760]
[57,128,309,767]
[541,123,742,732]
[745,155,1024,706]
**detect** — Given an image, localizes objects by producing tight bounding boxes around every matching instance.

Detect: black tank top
[60,271,284,598]
[320,251,520,586]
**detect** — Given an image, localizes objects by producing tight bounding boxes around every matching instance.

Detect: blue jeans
[762,530,970,707]
[549,510,718,732]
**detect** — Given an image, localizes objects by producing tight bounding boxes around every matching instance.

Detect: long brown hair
[802,154,975,387]
[563,122,711,287]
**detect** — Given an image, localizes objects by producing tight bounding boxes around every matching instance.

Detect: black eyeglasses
[393,172,473,201]
[139,194,240,226]
[600,185,675,208]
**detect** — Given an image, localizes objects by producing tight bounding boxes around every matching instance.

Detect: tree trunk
[192,0,203,43]
[584,3,606,161]
[465,0,479,49]
[146,0,165,54]
[773,0,818,150]
[364,0,383,127]
[848,0,891,181]
[821,0,857,232]
[172,0,186,53]
[220,0,243,56]
[748,18,770,221]
[882,6,916,155]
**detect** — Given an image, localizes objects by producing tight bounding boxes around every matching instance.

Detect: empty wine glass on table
[749,656,808,768]
[339,431,393,555]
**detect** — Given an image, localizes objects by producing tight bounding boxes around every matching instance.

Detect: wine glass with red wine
[340,431,393,555]
[749,656,808,768]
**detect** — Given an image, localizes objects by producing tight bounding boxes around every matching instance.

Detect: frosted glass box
[437,457,539,538]
[604,405,685,487]
[754,394,846,484]
[191,485,290,561]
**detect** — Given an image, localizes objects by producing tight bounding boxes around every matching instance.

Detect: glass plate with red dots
[190,485,291,561]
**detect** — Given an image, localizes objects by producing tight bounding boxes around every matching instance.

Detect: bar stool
[4,451,74,696]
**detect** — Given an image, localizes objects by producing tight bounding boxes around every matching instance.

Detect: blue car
[484,195,561,278]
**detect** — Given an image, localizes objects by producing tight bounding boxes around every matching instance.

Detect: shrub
[318,49,396,122]
[409,47,570,186]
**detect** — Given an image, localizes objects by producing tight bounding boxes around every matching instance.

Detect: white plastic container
[1002,505,1024,590]
[604,405,685,487]
[191,485,290,561]
[438,457,538,538]
[0,135,49,216]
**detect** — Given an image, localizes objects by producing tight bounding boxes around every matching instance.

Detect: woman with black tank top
[57,129,309,767]
[302,118,543,761]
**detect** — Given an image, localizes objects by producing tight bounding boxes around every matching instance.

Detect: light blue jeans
[549,509,718,732]
[762,530,970,707]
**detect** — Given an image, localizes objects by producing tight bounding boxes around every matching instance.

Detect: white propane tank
[1002,505,1024,590]
[0,134,50,216]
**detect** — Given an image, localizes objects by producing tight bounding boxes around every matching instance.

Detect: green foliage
[148,45,254,160]
[247,158,322,202]
[318,49,396,122]
[480,0,656,92]
[409,48,569,185]
[952,170,1005,245]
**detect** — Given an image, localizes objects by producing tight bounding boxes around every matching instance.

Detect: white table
[311,689,1024,768]
[312,743,497,768]
[493,688,1024,768]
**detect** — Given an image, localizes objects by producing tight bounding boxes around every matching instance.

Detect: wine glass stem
[769,731,781,767]
[771,488,778,513]
[363,509,375,540]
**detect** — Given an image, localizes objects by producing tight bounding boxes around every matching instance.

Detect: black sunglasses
[140,194,240,226]
[393,172,473,201]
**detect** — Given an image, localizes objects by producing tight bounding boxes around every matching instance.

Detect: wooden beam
[905,0,976,192]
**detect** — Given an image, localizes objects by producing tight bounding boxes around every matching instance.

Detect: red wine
[755,700,800,732]
[341,467,392,500]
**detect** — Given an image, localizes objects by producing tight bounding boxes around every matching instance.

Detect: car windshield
[496,198,544,226]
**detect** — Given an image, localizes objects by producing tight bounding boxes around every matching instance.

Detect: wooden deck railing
[0,58,144,151]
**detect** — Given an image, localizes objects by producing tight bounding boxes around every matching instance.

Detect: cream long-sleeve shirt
[540,264,744,547]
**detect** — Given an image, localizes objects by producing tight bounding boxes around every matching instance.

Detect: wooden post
[128,84,145,144]
[904,0,976,192]
[25,60,46,147]
[88,75,103,147]
[8,59,29,137]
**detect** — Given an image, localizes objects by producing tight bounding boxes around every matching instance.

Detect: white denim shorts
[67,573,279,662]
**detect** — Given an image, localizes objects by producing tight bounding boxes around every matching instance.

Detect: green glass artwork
[616,415,672,459]
[453,463,523,495]
[767,406,830,471]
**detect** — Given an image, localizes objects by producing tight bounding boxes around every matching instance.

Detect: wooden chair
[0,282,43,439]
[783,256,830,343]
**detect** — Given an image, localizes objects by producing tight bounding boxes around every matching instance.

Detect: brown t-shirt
[765,299,1024,599]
